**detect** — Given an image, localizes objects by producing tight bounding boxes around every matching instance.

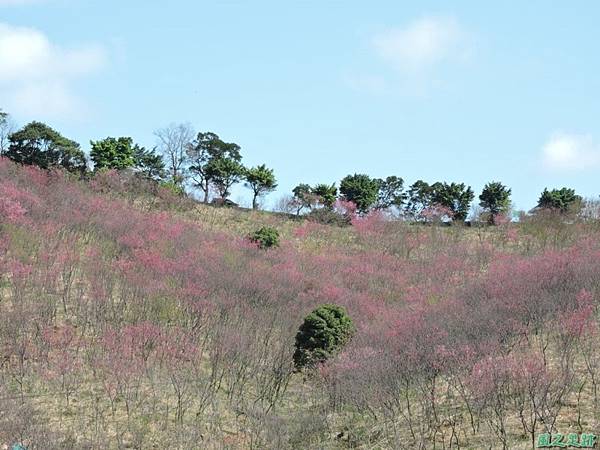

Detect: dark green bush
[249,226,280,249]
[293,304,355,370]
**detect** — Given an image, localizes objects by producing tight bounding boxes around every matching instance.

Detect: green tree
[6,121,86,173]
[244,164,277,209]
[205,156,245,200]
[537,187,582,213]
[479,181,512,224]
[90,137,139,171]
[339,173,379,214]
[187,132,242,203]
[291,183,316,215]
[133,146,165,181]
[293,304,355,370]
[375,176,406,210]
[312,183,338,209]
[404,180,433,220]
[430,182,474,222]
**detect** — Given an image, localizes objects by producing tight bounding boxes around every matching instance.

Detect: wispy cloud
[347,16,469,95]
[0,22,107,120]
[541,132,600,171]
[372,16,467,73]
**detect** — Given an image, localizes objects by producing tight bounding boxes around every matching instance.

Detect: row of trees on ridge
[0,109,584,219]
[290,175,582,224]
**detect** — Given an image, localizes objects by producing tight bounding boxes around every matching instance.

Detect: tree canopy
[479,181,512,224]
[537,188,582,213]
[244,164,277,209]
[206,156,245,200]
[375,176,406,210]
[312,183,338,209]
[291,183,317,215]
[6,121,86,173]
[188,132,243,203]
[339,173,379,214]
[133,146,165,181]
[404,180,434,220]
[430,182,475,221]
[90,137,138,171]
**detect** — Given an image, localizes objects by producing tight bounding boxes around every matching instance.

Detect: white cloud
[542,132,600,171]
[372,16,466,73]
[10,80,84,118]
[0,22,107,120]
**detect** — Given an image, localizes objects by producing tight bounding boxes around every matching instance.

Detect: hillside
[2,158,600,449]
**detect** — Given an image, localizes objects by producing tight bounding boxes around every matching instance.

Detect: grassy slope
[2,165,600,449]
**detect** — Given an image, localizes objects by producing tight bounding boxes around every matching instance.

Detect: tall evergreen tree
[404,180,434,220]
[6,121,86,173]
[133,146,166,181]
[430,182,474,222]
[339,173,379,214]
[479,181,512,224]
[537,187,581,213]
[375,176,406,210]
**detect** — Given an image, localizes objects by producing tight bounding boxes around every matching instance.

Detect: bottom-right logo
[537,433,597,448]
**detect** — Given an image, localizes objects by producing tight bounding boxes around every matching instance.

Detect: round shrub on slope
[248,226,280,249]
[293,304,355,370]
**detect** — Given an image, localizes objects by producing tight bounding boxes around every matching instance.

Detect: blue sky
[1,1,599,211]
